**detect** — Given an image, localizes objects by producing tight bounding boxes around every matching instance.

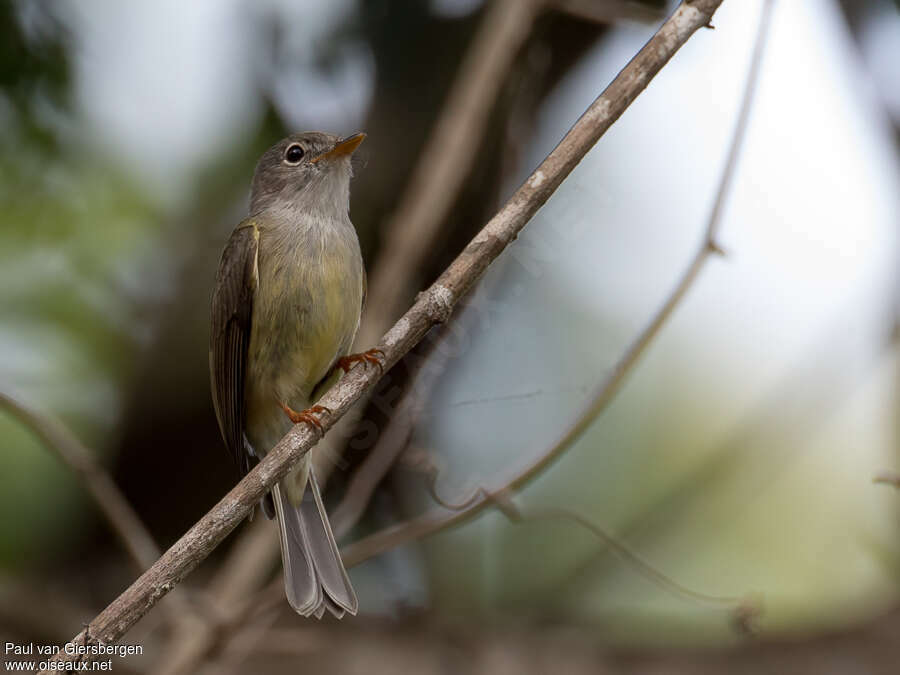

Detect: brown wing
[209,221,259,476]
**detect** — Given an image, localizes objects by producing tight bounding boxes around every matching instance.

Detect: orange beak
[310,132,366,164]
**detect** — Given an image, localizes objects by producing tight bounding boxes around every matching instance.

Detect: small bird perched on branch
[209,131,379,618]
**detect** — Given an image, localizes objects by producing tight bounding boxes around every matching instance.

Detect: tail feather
[273,469,358,618]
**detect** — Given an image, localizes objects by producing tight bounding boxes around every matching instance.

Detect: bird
[209,131,379,618]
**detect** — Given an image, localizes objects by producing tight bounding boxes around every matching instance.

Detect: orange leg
[279,402,332,433]
[336,348,385,374]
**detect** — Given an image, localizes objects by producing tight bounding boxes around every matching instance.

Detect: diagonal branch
[424,475,750,614]
[0,392,161,571]
[327,0,664,543]
[341,0,773,569]
[356,0,545,349]
[0,393,208,632]
[159,3,554,670]
[313,0,548,486]
[330,295,477,540]
[43,1,725,669]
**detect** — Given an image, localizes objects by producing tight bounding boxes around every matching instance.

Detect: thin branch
[157,581,278,675]
[0,393,209,635]
[0,575,95,644]
[341,0,771,569]
[873,470,900,488]
[329,364,439,540]
[160,3,549,668]
[357,0,546,349]
[154,517,277,675]
[43,2,725,669]
[327,0,550,537]
[212,607,284,675]
[314,0,548,486]
[182,605,900,674]
[425,474,752,616]
[330,294,481,539]
[238,628,327,658]
[0,392,161,571]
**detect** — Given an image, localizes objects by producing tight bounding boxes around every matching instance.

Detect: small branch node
[425,469,484,512]
[731,594,765,637]
[426,285,455,324]
[707,239,727,257]
[873,470,900,489]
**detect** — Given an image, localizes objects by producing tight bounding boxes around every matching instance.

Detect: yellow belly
[243,223,363,460]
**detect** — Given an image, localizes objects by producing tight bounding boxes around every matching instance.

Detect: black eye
[284,144,304,164]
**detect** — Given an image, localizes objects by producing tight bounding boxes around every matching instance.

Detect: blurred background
[1,0,899,672]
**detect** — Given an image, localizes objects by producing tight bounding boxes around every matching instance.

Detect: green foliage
[0,2,170,565]
[0,0,70,148]
[0,415,86,566]
[0,145,165,566]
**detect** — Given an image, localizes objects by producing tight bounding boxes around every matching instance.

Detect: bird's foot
[279,403,332,433]
[337,348,385,374]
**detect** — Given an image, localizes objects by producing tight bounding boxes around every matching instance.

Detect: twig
[329,355,443,540]
[426,475,751,614]
[0,394,212,640]
[357,0,546,348]
[154,517,277,675]
[314,0,548,485]
[240,628,328,657]
[0,392,160,571]
[42,2,724,669]
[873,471,900,488]
[341,0,769,569]
[212,606,285,675]
[0,393,208,637]
[0,574,94,644]
[171,606,900,675]
[160,3,547,667]
[0,393,209,632]
[330,291,485,539]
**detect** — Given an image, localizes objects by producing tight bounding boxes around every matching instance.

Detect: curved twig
[0,392,160,571]
[340,0,771,570]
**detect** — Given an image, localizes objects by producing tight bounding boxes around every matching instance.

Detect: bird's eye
[284,144,305,164]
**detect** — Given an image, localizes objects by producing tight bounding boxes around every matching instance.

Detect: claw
[337,348,385,374]
[280,402,330,433]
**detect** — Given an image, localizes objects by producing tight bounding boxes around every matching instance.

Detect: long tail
[272,465,358,618]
